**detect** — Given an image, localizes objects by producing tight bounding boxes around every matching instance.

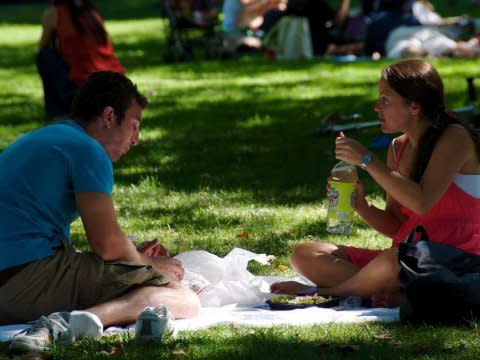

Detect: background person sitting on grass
[385,26,480,58]
[271,59,480,307]
[0,71,200,352]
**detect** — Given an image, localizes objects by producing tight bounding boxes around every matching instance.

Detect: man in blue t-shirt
[0,72,199,351]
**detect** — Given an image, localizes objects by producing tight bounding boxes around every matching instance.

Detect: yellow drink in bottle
[326,161,357,234]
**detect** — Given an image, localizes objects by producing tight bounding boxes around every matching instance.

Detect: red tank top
[56,5,125,85]
[391,138,480,254]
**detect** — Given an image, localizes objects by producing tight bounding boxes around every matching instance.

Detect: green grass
[1,1,480,359]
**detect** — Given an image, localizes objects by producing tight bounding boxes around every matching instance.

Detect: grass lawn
[1,0,480,359]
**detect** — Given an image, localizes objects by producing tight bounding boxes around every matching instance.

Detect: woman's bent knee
[291,241,339,264]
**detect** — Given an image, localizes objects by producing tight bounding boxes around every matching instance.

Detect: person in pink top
[271,59,480,306]
[36,0,125,119]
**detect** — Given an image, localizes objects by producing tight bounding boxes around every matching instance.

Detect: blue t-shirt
[0,120,113,270]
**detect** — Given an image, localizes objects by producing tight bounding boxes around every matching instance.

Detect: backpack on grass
[398,225,480,324]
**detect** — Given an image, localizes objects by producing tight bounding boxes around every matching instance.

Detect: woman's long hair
[382,59,480,183]
[53,0,107,45]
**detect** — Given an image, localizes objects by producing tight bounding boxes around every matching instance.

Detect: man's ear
[409,102,421,118]
[101,106,115,128]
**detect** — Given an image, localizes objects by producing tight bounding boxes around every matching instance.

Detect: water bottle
[326,161,358,234]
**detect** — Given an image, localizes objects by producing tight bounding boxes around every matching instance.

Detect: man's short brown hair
[70,71,148,124]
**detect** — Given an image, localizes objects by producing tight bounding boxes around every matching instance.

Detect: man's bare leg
[85,282,200,327]
[270,241,359,294]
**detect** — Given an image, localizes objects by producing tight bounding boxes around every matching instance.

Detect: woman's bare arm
[336,126,476,215]
[354,142,406,237]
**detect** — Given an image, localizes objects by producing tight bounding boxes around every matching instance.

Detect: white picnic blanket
[171,303,399,331]
[0,305,399,342]
[0,248,399,342]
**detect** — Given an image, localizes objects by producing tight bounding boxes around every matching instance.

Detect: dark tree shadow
[0,0,164,24]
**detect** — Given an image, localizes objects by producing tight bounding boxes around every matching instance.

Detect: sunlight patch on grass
[237,114,274,129]
[138,127,168,141]
[115,166,154,176]
[130,67,381,112]
[107,18,166,37]
[0,24,39,45]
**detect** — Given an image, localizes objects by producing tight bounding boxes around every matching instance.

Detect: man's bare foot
[270,281,314,295]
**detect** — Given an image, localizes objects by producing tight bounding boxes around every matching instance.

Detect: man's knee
[168,283,201,318]
[154,282,200,318]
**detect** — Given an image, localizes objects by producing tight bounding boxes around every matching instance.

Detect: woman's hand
[353,180,369,212]
[335,132,370,167]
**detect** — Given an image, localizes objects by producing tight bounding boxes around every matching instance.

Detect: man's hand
[137,239,169,257]
[137,240,185,281]
[151,256,185,282]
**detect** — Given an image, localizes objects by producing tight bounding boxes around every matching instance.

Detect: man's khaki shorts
[0,247,170,324]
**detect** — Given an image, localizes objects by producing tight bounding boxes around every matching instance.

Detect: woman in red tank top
[271,59,480,306]
[36,0,125,119]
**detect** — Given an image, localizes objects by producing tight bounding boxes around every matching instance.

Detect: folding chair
[160,0,221,61]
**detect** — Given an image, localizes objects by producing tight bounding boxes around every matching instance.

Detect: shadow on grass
[0,0,161,24]
[112,88,386,199]
[0,43,474,203]
[1,67,471,205]
[2,0,480,23]
[0,45,36,69]
[0,322,476,360]
[172,329,462,360]
[0,93,44,125]
[85,323,475,360]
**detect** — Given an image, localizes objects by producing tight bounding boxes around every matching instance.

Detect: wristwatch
[360,152,373,170]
